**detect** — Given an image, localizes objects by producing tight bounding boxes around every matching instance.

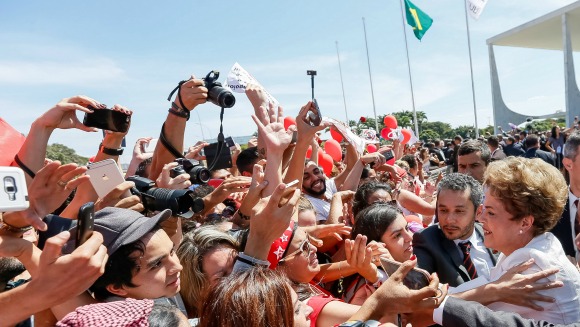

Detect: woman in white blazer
[450,157,580,324]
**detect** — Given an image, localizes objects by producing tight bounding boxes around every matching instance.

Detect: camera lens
[189,166,211,185]
[144,188,194,215]
[208,86,236,108]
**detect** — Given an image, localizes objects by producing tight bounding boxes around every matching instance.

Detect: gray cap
[63,207,172,255]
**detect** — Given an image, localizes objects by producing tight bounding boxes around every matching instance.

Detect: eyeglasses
[279,236,312,262]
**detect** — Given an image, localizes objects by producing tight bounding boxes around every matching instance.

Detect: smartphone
[83,107,131,133]
[205,142,232,170]
[86,159,129,198]
[380,256,431,290]
[225,136,235,149]
[381,149,395,162]
[207,178,224,188]
[144,138,158,153]
[0,167,29,212]
[76,202,94,248]
[306,99,322,127]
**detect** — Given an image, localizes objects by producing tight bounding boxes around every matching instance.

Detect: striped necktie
[574,199,580,237]
[459,241,478,279]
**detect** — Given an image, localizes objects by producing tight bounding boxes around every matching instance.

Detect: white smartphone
[144,138,158,153]
[0,167,29,212]
[86,159,129,199]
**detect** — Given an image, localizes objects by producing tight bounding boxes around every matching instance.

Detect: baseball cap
[63,207,172,255]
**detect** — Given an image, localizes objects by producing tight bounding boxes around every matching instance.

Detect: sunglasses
[279,236,312,262]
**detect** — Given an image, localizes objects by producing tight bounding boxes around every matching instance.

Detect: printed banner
[224,62,279,106]
[324,118,366,155]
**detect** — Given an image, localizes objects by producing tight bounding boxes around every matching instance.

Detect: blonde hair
[483,157,567,236]
[177,226,238,316]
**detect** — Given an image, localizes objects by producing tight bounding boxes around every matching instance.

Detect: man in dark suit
[524,134,555,166]
[503,136,525,157]
[413,173,498,286]
[552,131,580,261]
[440,297,580,327]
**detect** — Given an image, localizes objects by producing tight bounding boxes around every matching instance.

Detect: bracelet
[0,215,33,234]
[13,155,36,179]
[237,210,251,221]
[99,144,124,156]
[168,102,190,121]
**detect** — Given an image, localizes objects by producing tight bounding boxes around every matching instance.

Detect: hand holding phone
[86,159,130,199]
[306,99,322,127]
[380,256,431,290]
[76,202,95,248]
[83,106,131,133]
[0,167,29,212]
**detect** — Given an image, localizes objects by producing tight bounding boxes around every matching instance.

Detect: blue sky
[1,0,578,163]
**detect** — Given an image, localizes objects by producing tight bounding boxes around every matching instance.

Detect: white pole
[362,17,379,133]
[398,0,420,137]
[336,41,350,124]
[463,0,480,138]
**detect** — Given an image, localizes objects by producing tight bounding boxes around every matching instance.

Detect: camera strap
[167,80,189,111]
[206,107,225,171]
[159,123,185,159]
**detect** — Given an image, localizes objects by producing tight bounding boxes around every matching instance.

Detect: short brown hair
[199,268,294,327]
[483,157,567,236]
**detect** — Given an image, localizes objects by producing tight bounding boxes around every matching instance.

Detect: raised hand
[156,162,192,190]
[94,181,143,213]
[174,76,208,111]
[35,95,104,132]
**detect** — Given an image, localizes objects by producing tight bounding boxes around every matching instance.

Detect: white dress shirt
[453,230,494,280]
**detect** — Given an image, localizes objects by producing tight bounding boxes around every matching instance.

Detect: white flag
[224,62,279,106]
[466,0,489,20]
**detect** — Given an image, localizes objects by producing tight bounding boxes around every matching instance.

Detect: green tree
[391,110,427,130]
[422,121,453,139]
[453,125,476,139]
[46,143,88,165]
[479,125,495,137]
[419,129,440,141]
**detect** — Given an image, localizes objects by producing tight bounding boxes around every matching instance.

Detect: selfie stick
[307,70,317,100]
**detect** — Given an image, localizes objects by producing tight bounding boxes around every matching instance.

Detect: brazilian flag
[404,0,433,40]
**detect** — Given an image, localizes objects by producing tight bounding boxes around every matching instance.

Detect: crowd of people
[1,75,580,327]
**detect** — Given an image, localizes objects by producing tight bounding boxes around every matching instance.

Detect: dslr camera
[126,176,204,218]
[170,158,211,185]
[203,71,236,108]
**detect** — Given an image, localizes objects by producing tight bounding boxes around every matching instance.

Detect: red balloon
[367,144,377,153]
[401,129,412,145]
[324,139,342,162]
[380,127,392,139]
[283,116,296,130]
[383,115,398,129]
[306,146,312,159]
[330,129,343,142]
[317,149,325,164]
[320,153,334,177]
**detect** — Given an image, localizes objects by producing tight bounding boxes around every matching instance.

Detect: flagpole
[398,0,420,137]
[335,41,350,124]
[362,17,379,133]
[463,0,480,138]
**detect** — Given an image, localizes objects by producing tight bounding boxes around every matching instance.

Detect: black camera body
[170,158,211,185]
[127,176,204,218]
[204,71,236,108]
